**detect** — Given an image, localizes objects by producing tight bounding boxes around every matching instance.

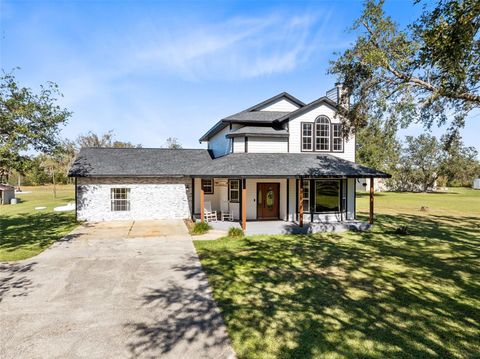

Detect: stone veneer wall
[77,177,192,221]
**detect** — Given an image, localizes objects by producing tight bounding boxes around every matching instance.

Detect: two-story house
[69,86,390,231]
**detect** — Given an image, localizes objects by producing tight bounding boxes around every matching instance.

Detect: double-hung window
[315,116,330,151]
[201,179,214,194]
[301,123,313,151]
[111,188,130,211]
[229,179,240,203]
[303,180,310,212]
[332,123,343,152]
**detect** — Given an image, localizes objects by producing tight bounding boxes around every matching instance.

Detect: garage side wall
[77,177,192,221]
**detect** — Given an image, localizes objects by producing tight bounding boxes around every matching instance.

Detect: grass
[194,188,480,358]
[0,185,78,261]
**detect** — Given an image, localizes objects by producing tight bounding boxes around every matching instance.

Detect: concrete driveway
[0,220,235,359]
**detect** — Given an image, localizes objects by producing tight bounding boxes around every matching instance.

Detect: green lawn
[0,185,78,261]
[194,188,480,358]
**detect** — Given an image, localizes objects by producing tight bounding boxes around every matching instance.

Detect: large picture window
[111,188,130,211]
[332,123,343,152]
[229,179,240,203]
[315,116,330,151]
[301,123,313,151]
[314,180,340,212]
[201,179,214,194]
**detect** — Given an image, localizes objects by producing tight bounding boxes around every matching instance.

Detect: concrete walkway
[0,220,235,359]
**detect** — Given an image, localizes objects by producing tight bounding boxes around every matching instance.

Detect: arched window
[315,116,330,151]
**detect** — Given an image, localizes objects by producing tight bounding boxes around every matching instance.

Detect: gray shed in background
[0,184,15,205]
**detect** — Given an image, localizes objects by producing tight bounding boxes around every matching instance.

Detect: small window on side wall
[229,179,240,203]
[201,179,214,194]
[111,188,130,211]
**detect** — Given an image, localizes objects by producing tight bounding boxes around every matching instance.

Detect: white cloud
[131,12,333,80]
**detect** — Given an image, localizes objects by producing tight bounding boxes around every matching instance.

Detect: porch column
[369,177,374,224]
[200,182,205,223]
[241,179,247,231]
[299,177,304,227]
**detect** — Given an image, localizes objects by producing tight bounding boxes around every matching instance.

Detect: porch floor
[206,220,370,236]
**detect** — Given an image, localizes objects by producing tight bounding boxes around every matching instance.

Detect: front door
[257,183,280,220]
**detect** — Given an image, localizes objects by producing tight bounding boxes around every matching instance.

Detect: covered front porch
[191,175,377,232]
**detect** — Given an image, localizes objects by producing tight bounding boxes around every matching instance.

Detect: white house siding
[288,103,355,162]
[232,137,245,153]
[207,124,244,157]
[259,98,300,112]
[247,137,288,153]
[77,177,191,221]
[245,178,287,220]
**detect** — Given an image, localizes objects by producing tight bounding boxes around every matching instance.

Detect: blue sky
[1,0,479,152]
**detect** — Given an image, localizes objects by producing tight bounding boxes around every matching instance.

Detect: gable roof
[199,92,304,142]
[274,96,339,123]
[69,148,390,178]
[242,92,306,112]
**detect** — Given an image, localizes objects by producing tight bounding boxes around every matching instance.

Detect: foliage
[0,185,77,261]
[227,227,244,238]
[0,70,71,180]
[76,130,141,149]
[164,137,182,149]
[191,221,211,235]
[389,134,479,191]
[195,189,480,358]
[329,0,480,144]
[355,117,400,172]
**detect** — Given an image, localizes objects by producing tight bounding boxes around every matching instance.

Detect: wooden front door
[257,183,280,219]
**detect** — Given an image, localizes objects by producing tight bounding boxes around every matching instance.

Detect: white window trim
[301,122,313,151]
[111,188,131,212]
[315,116,331,152]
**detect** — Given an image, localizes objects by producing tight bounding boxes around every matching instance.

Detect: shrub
[191,221,211,235]
[228,227,244,238]
[394,225,412,235]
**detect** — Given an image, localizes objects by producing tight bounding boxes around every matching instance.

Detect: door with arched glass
[257,183,280,219]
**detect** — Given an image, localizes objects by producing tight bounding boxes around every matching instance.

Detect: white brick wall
[77,177,192,221]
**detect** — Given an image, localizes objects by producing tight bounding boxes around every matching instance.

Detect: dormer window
[315,116,330,151]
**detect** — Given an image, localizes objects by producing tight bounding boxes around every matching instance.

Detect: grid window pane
[302,123,313,151]
[229,180,240,203]
[303,180,310,212]
[315,116,330,151]
[332,123,344,152]
[201,179,214,194]
[111,188,130,211]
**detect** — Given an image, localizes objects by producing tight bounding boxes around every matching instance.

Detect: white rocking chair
[203,201,218,222]
[221,200,234,221]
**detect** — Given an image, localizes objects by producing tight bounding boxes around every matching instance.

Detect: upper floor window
[301,123,313,151]
[315,116,330,151]
[111,188,130,211]
[332,123,343,152]
[201,179,214,194]
[301,116,344,153]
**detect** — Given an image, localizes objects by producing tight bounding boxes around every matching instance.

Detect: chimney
[326,83,349,108]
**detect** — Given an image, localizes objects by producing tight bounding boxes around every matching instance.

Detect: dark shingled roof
[69,148,390,178]
[223,111,290,123]
[226,126,289,138]
[68,148,213,177]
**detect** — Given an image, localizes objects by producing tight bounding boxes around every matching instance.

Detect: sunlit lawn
[0,185,78,261]
[194,188,480,358]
